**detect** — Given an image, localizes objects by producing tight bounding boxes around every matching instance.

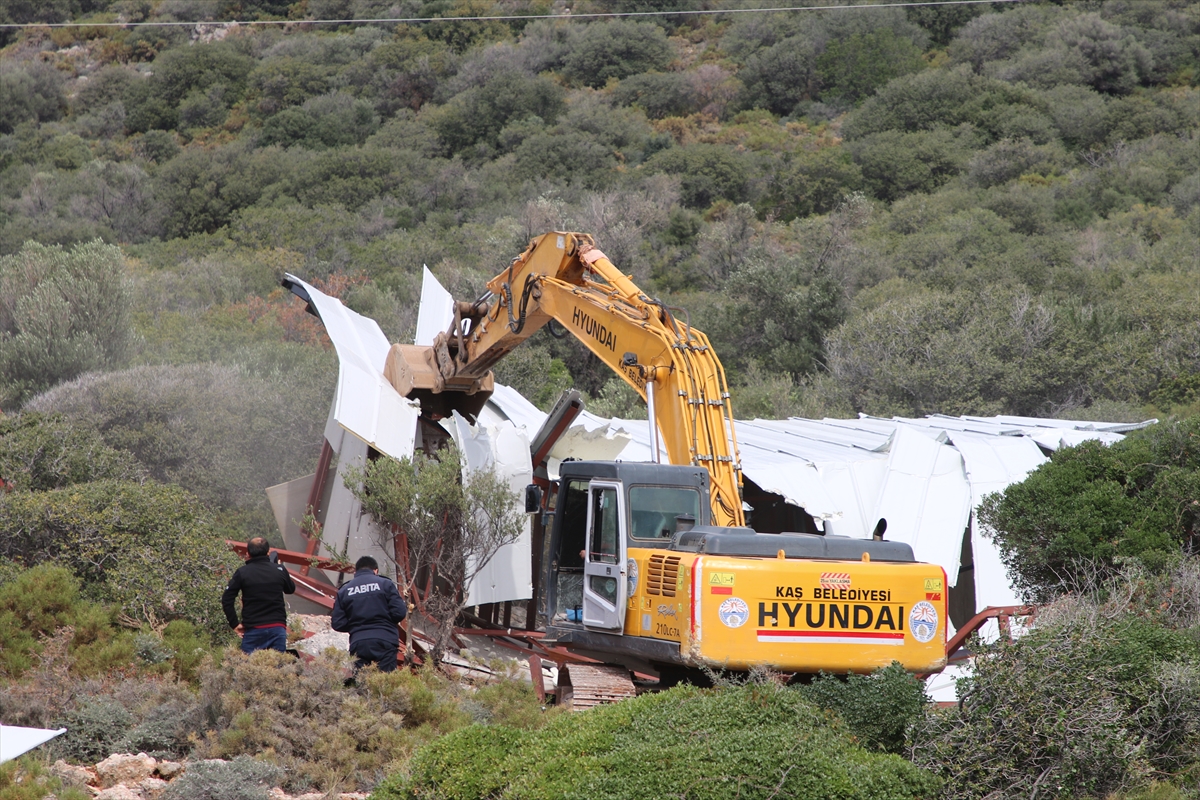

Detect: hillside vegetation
[1,0,1197,429]
[3,1,1200,798]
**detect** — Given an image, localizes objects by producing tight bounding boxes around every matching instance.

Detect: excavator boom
[386,232,745,527]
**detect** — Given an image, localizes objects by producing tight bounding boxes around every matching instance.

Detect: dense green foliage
[913,561,1200,799]
[980,418,1200,602]
[0,240,133,407]
[804,662,929,755]
[0,0,1195,421]
[0,413,240,629]
[379,679,939,800]
[0,3,1199,795]
[0,478,240,629]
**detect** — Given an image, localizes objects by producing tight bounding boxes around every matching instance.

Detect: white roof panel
[1,726,65,762]
[286,274,418,460]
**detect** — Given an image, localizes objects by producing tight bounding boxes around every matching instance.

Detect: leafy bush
[611,72,698,120]
[26,363,330,513]
[429,70,565,155]
[848,126,977,202]
[560,20,674,89]
[161,757,283,800]
[53,696,135,764]
[0,757,79,800]
[978,419,1200,603]
[913,570,1200,799]
[803,662,929,755]
[0,412,141,492]
[645,144,755,209]
[816,28,926,103]
[192,652,408,796]
[0,480,239,630]
[0,240,133,407]
[379,680,940,800]
[0,61,66,134]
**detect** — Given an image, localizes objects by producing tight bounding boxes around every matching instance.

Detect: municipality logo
[909,601,939,643]
[718,597,750,628]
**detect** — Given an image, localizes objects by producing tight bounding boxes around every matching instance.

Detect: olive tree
[346,446,524,663]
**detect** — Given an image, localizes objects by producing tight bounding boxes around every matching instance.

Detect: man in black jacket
[331,555,408,672]
[222,537,296,654]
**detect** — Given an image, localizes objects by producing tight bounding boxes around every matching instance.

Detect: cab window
[588,486,620,564]
[629,485,701,540]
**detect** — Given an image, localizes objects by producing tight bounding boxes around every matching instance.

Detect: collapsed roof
[278,271,1156,626]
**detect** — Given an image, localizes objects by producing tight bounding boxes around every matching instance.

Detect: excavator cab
[543,461,710,634]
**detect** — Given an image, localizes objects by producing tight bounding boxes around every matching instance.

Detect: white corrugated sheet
[0,726,65,762]
[445,412,534,605]
[285,274,418,460]
[294,268,1156,622]
[481,386,1155,618]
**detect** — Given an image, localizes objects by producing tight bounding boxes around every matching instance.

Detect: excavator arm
[385,231,745,527]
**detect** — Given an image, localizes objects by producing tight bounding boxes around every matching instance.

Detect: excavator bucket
[383,343,494,421]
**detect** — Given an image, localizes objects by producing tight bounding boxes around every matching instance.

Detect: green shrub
[195,649,414,792]
[26,363,332,514]
[978,420,1200,603]
[0,757,67,800]
[0,240,134,407]
[162,620,214,683]
[53,696,135,764]
[645,144,756,209]
[162,757,283,800]
[803,663,929,755]
[0,412,142,492]
[430,70,565,155]
[377,724,525,800]
[912,578,1200,799]
[382,681,939,800]
[0,481,240,631]
[560,21,674,89]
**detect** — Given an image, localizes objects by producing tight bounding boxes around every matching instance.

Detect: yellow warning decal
[924,578,944,591]
[710,572,735,586]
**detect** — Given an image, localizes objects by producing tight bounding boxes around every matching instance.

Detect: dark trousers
[350,638,398,672]
[241,626,287,654]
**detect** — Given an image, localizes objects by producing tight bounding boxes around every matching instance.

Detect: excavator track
[556,663,636,711]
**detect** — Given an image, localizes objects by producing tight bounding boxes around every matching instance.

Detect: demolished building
[267,269,1155,693]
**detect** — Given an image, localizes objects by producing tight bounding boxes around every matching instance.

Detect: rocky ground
[49,753,368,800]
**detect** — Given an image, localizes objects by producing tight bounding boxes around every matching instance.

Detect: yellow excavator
[385,232,947,693]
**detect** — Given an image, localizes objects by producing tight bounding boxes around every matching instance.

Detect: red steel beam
[945,604,1038,660]
[301,439,335,576]
[227,540,353,574]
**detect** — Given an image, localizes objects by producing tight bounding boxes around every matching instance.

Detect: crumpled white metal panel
[738,459,843,522]
[870,425,973,587]
[415,265,455,346]
[0,726,65,762]
[286,273,418,461]
[947,431,1048,608]
[444,412,533,605]
[813,456,889,537]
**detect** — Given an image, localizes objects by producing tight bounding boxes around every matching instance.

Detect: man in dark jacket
[222,537,296,654]
[331,555,408,672]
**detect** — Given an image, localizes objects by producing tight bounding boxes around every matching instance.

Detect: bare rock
[338,794,370,799]
[154,761,183,780]
[294,629,348,658]
[139,777,168,800]
[267,788,292,800]
[95,785,142,800]
[96,754,156,789]
[51,760,96,787]
[293,793,327,800]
